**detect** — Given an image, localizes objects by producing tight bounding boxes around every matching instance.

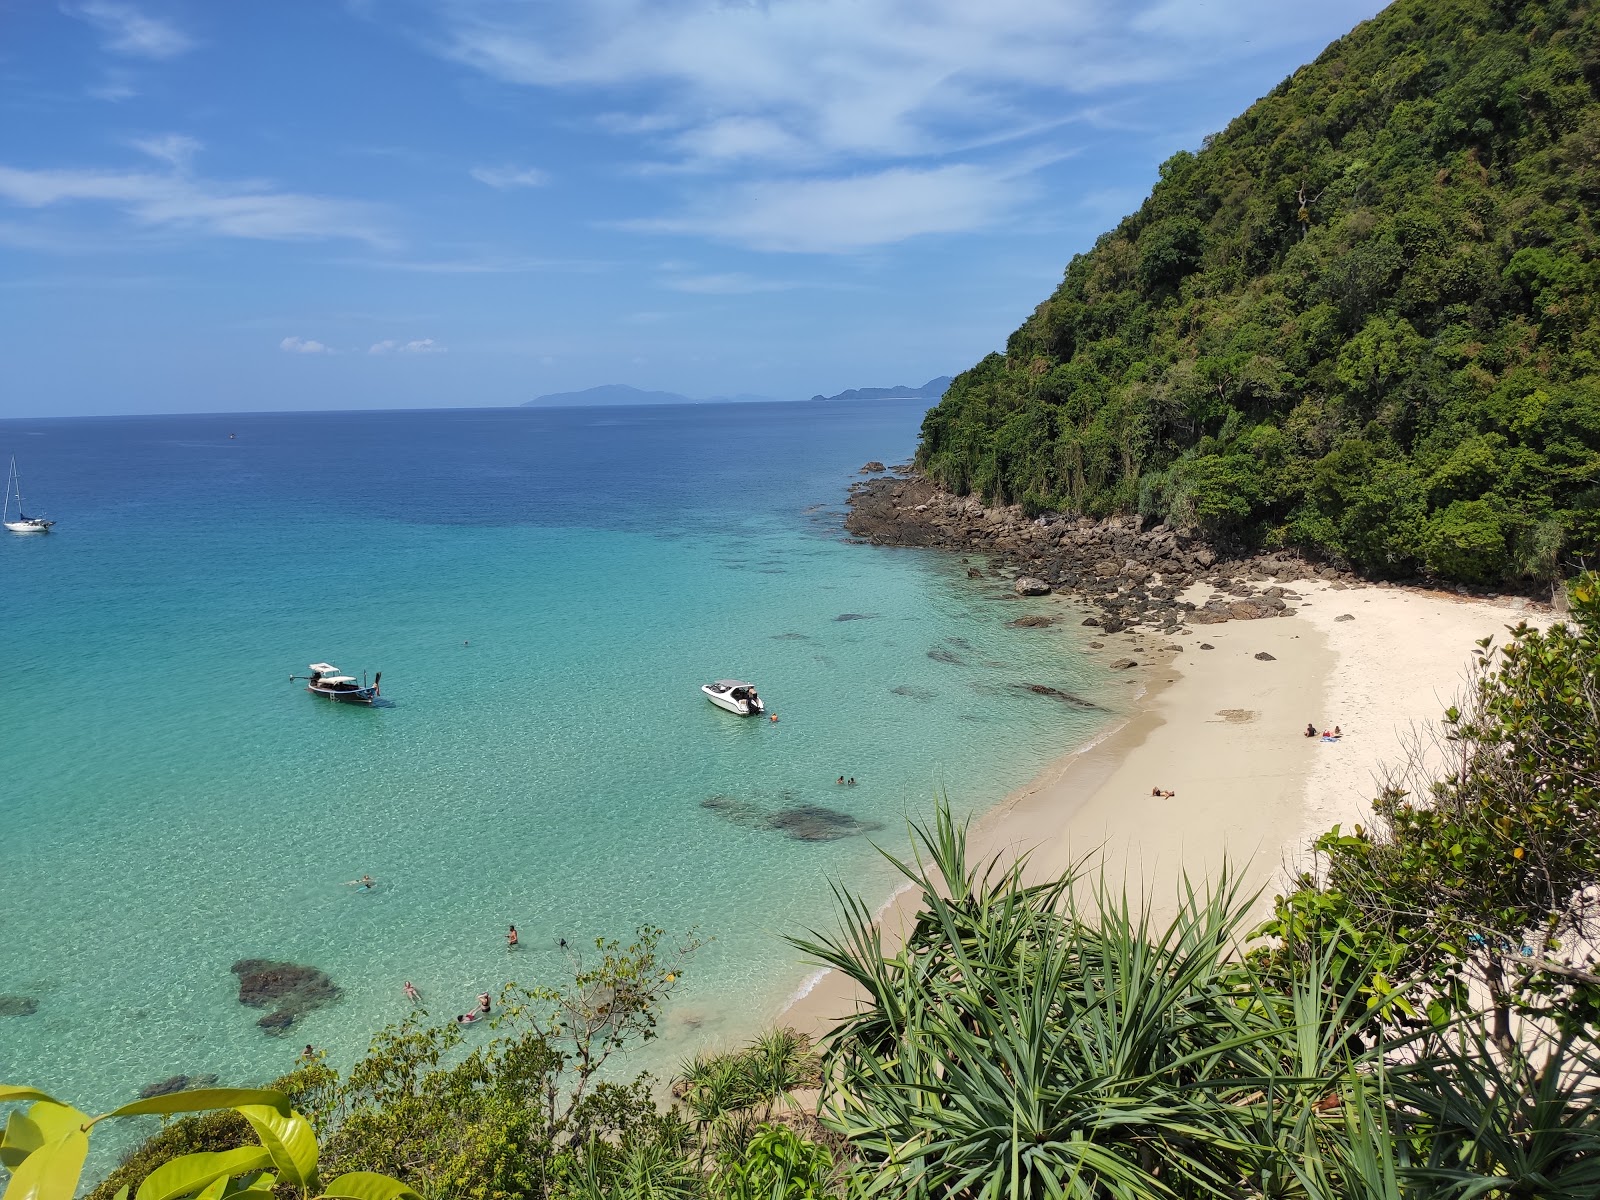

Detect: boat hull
[701,686,763,716]
[308,685,377,704]
[4,521,51,534]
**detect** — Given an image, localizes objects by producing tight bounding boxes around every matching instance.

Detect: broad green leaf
[235,1106,317,1191]
[1,1103,89,1170]
[113,1189,129,1200]
[106,1089,291,1121]
[136,1146,273,1200]
[316,1172,423,1200]
[0,1089,60,1108]
[192,1177,229,1200]
[0,1130,88,1200]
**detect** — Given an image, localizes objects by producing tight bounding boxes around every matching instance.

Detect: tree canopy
[919,0,1600,585]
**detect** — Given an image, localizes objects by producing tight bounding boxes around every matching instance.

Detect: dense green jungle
[920,0,1600,586]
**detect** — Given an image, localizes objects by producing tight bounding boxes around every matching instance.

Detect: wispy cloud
[426,0,1382,252]
[280,336,332,354]
[660,272,795,295]
[0,160,391,247]
[369,337,446,354]
[129,133,202,168]
[469,164,549,189]
[67,1,194,60]
[624,163,1024,254]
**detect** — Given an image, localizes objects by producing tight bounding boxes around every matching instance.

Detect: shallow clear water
[0,401,1115,1116]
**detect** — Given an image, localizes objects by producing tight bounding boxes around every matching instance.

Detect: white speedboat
[3,457,53,533]
[293,662,381,705]
[702,679,765,716]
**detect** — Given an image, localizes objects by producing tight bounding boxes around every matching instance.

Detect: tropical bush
[919,0,1600,585]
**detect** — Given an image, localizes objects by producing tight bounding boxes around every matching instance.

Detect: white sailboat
[3,457,54,534]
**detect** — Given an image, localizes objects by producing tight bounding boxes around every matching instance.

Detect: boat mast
[3,457,16,521]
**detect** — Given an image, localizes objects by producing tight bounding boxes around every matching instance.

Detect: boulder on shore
[860,461,886,473]
[1013,576,1051,596]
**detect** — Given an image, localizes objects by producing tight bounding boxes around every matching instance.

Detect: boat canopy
[712,679,754,690]
[319,675,358,686]
[309,662,339,673]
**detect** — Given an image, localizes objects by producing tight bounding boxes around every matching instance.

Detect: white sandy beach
[783,578,1551,1035]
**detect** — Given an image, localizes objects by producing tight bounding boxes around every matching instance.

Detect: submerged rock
[763,806,883,842]
[834,613,878,621]
[0,995,39,1017]
[1008,614,1057,628]
[891,685,937,700]
[1017,684,1103,710]
[926,647,965,664]
[138,1074,220,1100]
[703,796,882,842]
[232,959,341,1033]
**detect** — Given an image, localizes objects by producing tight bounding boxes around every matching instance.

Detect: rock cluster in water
[0,995,39,1017]
[232,959,341,1033]
[844,473,1358,635]
[701,794,883,842]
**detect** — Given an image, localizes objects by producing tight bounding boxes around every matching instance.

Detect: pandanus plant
[0,1085,418,1200]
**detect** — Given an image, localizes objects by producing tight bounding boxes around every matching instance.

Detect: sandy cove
[783,579,1550,1036]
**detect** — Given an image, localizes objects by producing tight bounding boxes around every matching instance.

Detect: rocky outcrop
[844,473,1355,634]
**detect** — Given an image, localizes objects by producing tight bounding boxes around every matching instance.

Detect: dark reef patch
[834,613,878,622]
[138,1074,219,1100]
[891,685,937,700]
[0,995,39,1017]
[232,959,341,1034]
[701,794,882,842]
[926,647,965,664]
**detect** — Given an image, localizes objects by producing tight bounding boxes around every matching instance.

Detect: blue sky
[0,0,1389,417]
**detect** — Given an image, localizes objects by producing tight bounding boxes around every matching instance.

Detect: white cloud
[0,162,390,247]
[661,272,794,295]
[436,0,1382,170]
[426,0,1386,251]
[129,133,202,168]
[67,1,194,59]
[369,337,446,354]
[280,336,332,354]
[469,164,549,189]
[625,163,1023,254]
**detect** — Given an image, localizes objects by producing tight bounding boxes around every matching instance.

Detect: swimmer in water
[345,874,376,890]
[478,992,492,1013]
[507,924,519,949]
[301,1044,316,1061]
[456,1011,479,1025]
[558,937,569,950]
[404,981,421,1003]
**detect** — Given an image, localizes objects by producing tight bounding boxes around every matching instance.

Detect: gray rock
[1199,643,1215,650]
[1008,614,1057,628]
[1334,613,1355,622]
[1254,652,1277,661]
[1109,658,1138,669]
[860,461,886,473]
[1013,576,1051,596]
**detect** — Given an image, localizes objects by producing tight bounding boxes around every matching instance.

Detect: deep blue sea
[0,400,1114,1115]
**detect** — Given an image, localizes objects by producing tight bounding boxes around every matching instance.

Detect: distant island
[811,377,952,403]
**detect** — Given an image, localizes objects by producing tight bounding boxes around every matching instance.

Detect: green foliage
[795,799,1600,1199]
[0,1086,417,1200]
[919,0,1600,583]
[1257,571,1600,1052]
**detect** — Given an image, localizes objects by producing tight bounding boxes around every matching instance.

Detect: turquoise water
[0,401,1114,1117]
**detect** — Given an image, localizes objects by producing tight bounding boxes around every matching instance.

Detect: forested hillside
[919,0,1600,583]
